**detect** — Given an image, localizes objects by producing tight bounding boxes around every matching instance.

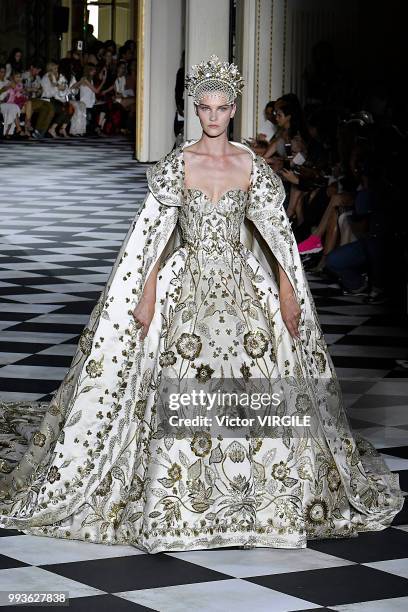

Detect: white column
[235,0,281,142]
[233,0,256,142]
[270,0,288,101]
[136,0,183,162]
[184,0,230,141]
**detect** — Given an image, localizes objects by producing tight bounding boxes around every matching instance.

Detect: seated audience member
[296,118,371,258]
[1,70,31,136]
[103,40,118,62]
[0,64,19,136]
[77,63,107,135]
[5,48,24,79]
[325,154,390,301]
[41,62,71,138]
[114,62,135,107]
[111,61,135,134]
[279,113,333,237]
[117,45,133,67]
[247,101,278,155]
[66,43,84,81]
[22,60,54,139]
[263,96,309,162]
[57,58,86,137]
[123,39,136,59]
[259,101,277,139]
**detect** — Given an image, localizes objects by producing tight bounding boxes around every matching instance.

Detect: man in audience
[22,60,54,139]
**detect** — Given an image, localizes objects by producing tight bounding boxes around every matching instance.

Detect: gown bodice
[178,187,249,260]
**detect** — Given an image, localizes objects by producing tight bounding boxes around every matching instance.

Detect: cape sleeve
[244,155,335,378]
[245,156,302,304]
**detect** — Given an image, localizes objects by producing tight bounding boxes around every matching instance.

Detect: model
[0,55,403,553]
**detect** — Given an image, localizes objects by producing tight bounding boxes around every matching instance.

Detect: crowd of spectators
[0,34,136,139]
[244,42,406,306]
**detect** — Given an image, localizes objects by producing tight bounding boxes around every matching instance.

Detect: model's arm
[132,257,161,339]
[278,262,301,338]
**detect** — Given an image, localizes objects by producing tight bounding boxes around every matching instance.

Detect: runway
[0,138,407,611]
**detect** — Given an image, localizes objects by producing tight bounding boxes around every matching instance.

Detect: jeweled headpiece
[184,54,245,104]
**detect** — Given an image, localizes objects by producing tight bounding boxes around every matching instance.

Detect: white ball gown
[0,139,404,553]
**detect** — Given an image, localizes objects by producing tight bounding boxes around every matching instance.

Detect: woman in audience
[5,48,24,79]
[296,121,369,257]
[280,113,333,236]
[263,97,309,162]
[112,61,136,134]
[325,148,394,303]
[296,138,368,259]
[103,40,117,62]
[58,58,90,137]
[78,63,107,135]
[0,70,31,137]
[97,49,117,101]
[114,62,135,109]
[0,64,19,136]
[67,44,83,81]
[246,101,277,155]
[41,62,71,138]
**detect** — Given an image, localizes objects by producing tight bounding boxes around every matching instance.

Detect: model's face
[195,92,235,137]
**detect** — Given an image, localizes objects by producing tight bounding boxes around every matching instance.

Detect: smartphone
[284,142,292,157]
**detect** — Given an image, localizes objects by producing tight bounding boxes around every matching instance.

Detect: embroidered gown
[0,140,404,553]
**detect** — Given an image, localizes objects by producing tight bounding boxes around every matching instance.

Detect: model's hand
[132,294,155,340]
[280,290,301,338]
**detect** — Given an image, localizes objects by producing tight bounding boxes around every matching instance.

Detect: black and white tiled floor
[0,138,407,611]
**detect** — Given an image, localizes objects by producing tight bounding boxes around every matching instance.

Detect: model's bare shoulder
[183,142,201,156]
[229,146,253,176]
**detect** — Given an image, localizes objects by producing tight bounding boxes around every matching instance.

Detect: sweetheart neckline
[183,186,249,206]
[181,142,254,207]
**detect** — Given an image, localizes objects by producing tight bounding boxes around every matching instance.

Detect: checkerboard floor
[0,139,407,611]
